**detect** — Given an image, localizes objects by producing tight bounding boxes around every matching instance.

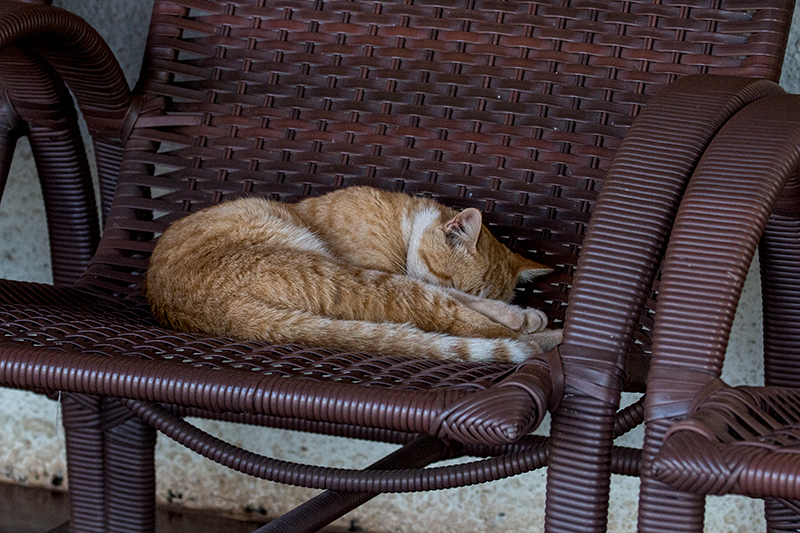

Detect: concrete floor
[0,481,348,533]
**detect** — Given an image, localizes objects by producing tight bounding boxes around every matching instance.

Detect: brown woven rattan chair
[637,94,800,532]
[0,1,795,532]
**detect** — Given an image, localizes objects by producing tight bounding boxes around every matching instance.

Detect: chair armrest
[0,44,100,284]
[646,93,800,421]
[636,93,800,528]
[0,1,137,219]
[544,74,783,531]
[0,2,132,139]
[559,75,782,403]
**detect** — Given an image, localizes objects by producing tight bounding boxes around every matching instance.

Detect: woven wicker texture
[0,0,794,532]
[0,283,510,392]
[655,386,800,498]
[0,279,560,454]
[88,0,794,320]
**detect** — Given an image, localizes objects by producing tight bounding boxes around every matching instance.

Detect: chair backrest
[82,0,795,359]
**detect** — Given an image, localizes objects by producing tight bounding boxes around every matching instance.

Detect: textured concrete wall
[0,1,797,531]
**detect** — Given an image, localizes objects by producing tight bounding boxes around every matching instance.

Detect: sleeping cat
[146,186,562,363]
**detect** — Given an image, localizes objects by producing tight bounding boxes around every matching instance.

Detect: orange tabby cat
[146,187,562,363]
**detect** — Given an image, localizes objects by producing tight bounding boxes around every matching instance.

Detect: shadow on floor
[0,481,362,532]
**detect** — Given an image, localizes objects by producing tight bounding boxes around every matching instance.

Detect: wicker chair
[0,1,794,532]
[639,94,800,533]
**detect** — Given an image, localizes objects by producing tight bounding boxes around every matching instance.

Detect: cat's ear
[516,256,553,283]
[444,208,482,253]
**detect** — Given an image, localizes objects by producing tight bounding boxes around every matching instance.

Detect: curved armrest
[559,75,782,403]
[646,94,800,420]
[544,74,784,531]
[0,44,99,284]
[0,2,136,219]
[639,93,800,529]
[0,2,132,138]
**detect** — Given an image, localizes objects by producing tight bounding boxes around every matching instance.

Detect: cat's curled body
[146,187,562,363]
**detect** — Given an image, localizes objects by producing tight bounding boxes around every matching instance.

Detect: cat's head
[409,206,552,302]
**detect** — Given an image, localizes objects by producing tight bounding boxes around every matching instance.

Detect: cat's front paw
[519,308,548,334]
[456,296,526,331]
[520,328,563,353]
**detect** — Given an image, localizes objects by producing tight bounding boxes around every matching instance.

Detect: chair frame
[0,1,794,532]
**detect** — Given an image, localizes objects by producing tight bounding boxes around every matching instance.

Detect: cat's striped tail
[230,304,563,363]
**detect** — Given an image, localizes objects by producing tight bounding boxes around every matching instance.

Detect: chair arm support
[546,74,784,533]
[560,75,783,403]
[646,93,800,422]
[0,2,133,140]
[0,2,137,219]
[0,44,100,282]
[638,93,800,531]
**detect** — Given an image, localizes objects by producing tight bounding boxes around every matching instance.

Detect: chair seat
[654,385,800,499]
[0,280,513,390]
[0,279,555,450]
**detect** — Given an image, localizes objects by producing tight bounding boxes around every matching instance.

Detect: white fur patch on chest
[403,206,440,283]
[252,210,333,257]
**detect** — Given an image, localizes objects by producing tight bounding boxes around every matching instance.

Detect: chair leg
[61,394,106,533]
[761,210,800,532]
[101,399,157,533]
[638,419,705,533]
[544,391,618,533]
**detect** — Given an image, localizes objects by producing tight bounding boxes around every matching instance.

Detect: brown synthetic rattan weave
[0,1,795,533]
[0,41,99,285]
[656,385,800,496]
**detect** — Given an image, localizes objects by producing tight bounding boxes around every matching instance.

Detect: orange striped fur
[146,187,561,362]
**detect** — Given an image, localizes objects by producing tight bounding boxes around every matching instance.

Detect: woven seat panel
[667,386,800,446]
[0,287,510,392]
[655,387,800,497]
[725,388,800,449]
